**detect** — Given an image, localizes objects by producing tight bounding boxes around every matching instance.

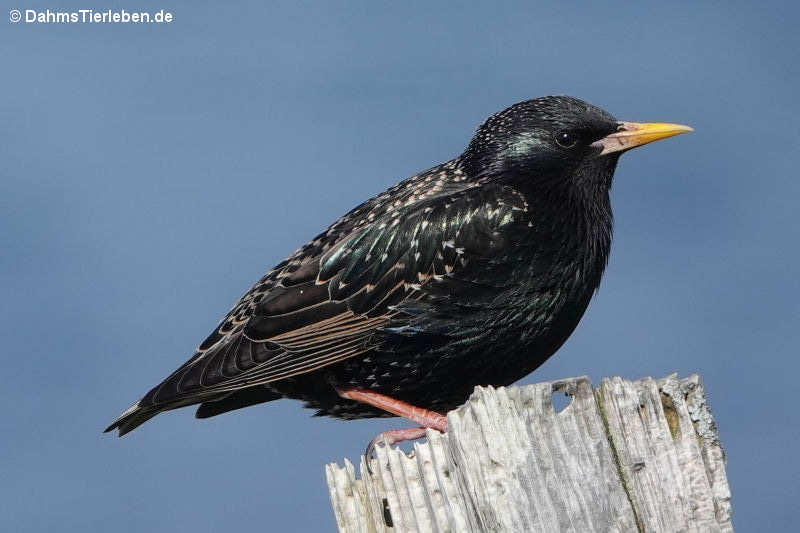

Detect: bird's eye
[555,131,578,148]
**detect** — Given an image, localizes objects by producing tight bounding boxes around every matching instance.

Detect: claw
[365,426,437,475]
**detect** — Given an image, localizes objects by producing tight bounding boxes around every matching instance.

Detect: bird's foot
[364,422,448,474]
[335,387,448,473]
[365,426,429,463]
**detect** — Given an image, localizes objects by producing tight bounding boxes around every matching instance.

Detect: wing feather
[109,177,532,436]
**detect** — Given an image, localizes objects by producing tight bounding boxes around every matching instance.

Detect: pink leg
[336,387,448,431]
[336,387,448,463]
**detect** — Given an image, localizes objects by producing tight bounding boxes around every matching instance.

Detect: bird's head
[462,96,692,194]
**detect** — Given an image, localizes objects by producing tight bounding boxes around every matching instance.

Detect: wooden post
[325,374,732,532]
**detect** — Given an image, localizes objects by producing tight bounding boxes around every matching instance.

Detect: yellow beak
[592,122,694,156]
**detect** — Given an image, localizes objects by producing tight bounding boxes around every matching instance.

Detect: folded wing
[106,180,530,434]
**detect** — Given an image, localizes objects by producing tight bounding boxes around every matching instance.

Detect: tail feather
[105,385,284,436]
[104,401,161,437]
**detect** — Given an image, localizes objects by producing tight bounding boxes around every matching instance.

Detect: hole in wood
[552,391,573,414]
[382,498,393,527]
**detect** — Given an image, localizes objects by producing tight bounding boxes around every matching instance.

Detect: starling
[105,96,691,448]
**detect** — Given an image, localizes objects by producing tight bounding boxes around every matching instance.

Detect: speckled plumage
[107,96,633,435]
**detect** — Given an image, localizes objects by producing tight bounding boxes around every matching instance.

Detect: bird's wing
[135,182,531,411]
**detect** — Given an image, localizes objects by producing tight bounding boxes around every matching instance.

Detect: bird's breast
[483,207,611,345]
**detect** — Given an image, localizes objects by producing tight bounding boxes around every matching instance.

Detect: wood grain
[325,374,732,532]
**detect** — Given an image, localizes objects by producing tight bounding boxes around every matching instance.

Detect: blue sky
[2,1,798,531]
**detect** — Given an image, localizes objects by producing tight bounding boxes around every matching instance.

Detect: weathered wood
[325,374,732,532]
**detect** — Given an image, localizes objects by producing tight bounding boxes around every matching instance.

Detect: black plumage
[106,96,691,436]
